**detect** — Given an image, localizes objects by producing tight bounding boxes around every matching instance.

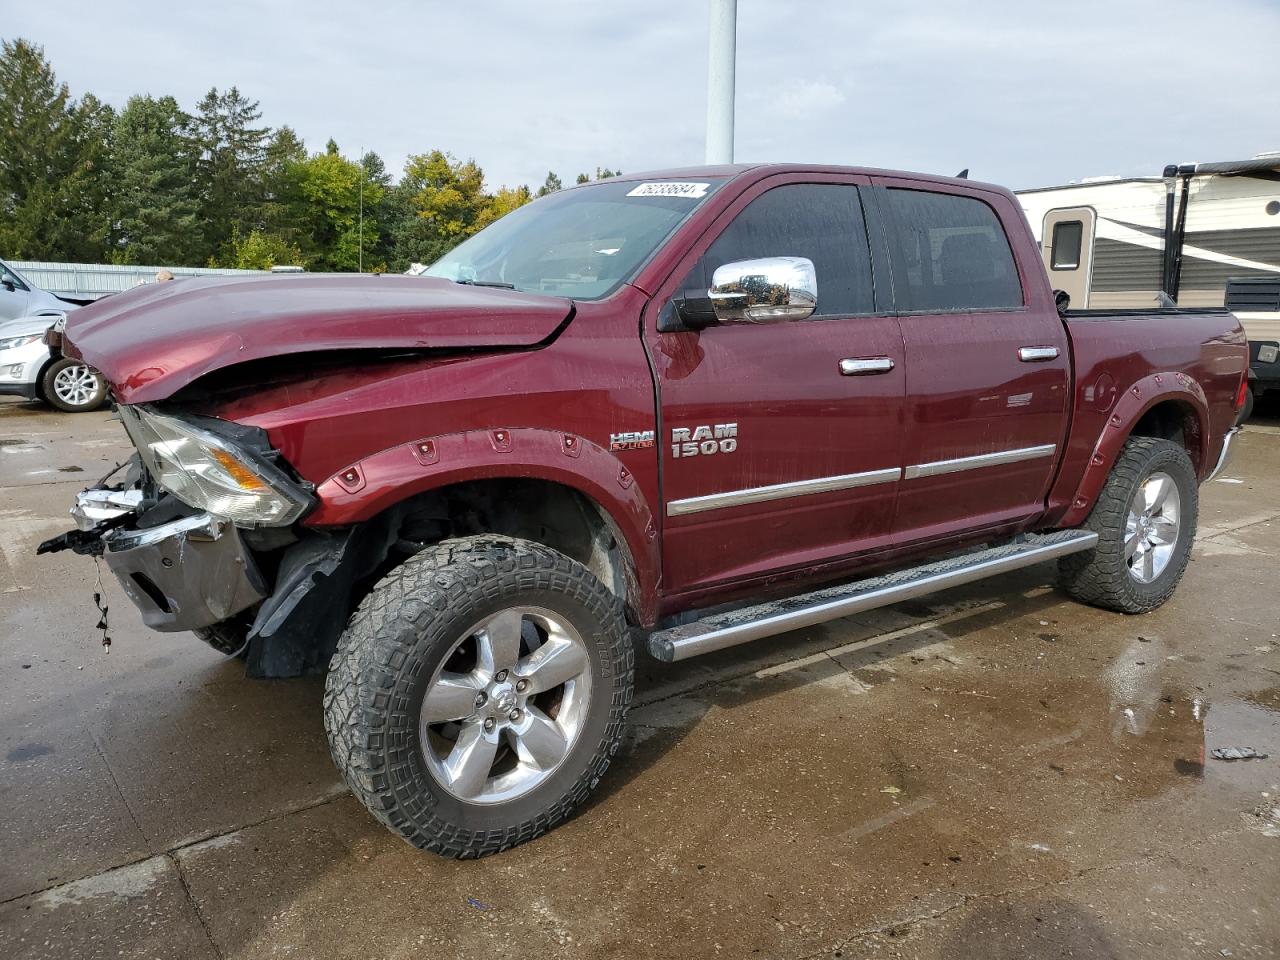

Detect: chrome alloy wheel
[418,607,593,804]
[52,363,99,408]
[1125,471,1181,584]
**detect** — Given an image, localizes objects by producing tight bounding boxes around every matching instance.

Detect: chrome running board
[648,530,1098,663]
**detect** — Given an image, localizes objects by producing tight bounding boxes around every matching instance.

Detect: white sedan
[0,314,107,412]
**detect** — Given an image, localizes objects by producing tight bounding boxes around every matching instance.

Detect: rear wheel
[1059,437,1198,613]
[323,535,633,857]
[42,357,107,412]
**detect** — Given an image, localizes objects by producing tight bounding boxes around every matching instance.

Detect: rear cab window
[881,189,1024,311]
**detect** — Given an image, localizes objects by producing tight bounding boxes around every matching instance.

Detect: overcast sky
[9,0,1279,191]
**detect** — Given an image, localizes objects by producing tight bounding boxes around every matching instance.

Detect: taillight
[1234,375,1249,411]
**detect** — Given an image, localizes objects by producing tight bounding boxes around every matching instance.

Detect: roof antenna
[955,168,969,179]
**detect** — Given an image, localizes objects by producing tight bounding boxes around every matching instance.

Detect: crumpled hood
[63,273,574,403]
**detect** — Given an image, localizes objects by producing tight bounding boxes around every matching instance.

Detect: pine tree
[0,38,112,260]
[107,95,200,264]
[190,86,269,262]
[536,171,563,197]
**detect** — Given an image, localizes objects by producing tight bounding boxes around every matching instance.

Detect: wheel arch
[304,428,661,624]
[31,353,56,402]
[1057,373,1209,528]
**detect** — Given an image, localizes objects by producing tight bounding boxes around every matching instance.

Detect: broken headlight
[119,406,311,527]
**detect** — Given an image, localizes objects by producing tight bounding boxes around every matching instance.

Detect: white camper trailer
[1017,156,1280,416]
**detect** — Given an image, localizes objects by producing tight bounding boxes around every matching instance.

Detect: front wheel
[323,535,634,857]
[1059,436,1198,613]
[42,357,107,412]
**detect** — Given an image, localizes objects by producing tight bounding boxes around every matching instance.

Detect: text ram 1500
[41,165,1248,857]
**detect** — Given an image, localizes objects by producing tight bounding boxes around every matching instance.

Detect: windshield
[423,178,725,300]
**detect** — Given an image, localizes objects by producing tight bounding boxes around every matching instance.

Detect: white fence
[10,261,269,300]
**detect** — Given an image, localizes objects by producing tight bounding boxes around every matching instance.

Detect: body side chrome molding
[666,467,900,517]
[665,444,1059,516]
[904,443,1057,480]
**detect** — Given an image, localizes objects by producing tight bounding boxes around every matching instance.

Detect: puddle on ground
[1104,677,1279,790]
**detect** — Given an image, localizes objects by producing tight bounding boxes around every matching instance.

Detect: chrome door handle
[1018,346,1059,362]
[840,357,895,376]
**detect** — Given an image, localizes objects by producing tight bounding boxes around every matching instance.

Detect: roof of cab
[600,162,1010,197]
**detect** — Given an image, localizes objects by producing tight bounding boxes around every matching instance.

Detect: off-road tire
[1059,436,1198,614]
[193,620,250,658]
[41,357,107,412]
[323,535,634,857]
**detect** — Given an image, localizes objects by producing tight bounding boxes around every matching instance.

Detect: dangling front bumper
[96,510,268,632]
[46,486,269,633]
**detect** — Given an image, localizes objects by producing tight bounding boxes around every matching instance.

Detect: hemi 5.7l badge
[671,423,738,458]
[610,430,656,451]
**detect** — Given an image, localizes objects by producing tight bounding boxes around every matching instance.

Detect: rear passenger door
[871,179,1070,542]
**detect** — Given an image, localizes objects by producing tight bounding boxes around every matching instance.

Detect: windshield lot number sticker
[672,423,737,458]
[626,182,711,199]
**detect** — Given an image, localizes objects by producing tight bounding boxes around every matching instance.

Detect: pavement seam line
[1200,510,1280,540]
[87,723,149,845]
[0,787,349,906]
[168,851,226,960]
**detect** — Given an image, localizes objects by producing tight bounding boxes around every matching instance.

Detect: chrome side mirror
[708,257,817,324]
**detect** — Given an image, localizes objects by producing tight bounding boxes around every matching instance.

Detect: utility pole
[358,145,365,273]
[705,0,737,164]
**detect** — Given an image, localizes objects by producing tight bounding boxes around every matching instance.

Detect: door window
[0,263,29,291]
[688,184,875,317]
[883,189,1023,311]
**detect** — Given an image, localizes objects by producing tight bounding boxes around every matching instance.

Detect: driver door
[645,175,906,599]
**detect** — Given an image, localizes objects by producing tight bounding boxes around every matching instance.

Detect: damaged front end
[39,405,387,678]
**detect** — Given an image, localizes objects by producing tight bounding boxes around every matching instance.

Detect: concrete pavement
[1,396,1277,959]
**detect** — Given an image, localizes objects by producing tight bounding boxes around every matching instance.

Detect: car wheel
[1059,436,1198,614]
[42,357,107,412]
[323,535,634,857]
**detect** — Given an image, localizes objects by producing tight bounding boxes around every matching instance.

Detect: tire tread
[1059,436,1198,614]
[322,535,633,858]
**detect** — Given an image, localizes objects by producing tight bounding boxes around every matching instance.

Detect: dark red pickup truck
[43,164,1247,857]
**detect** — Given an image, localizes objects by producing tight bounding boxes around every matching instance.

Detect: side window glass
[1050,220,1083,270]
[884,189,1023,311]
[690,184,874,316]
